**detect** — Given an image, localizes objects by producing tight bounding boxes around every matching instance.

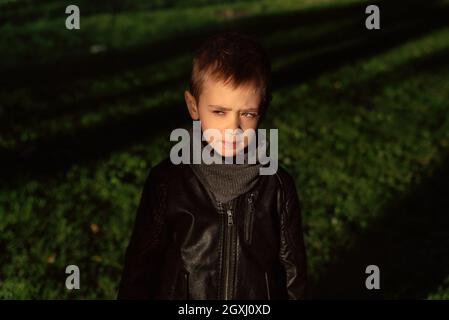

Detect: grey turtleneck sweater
[188,133,264,204]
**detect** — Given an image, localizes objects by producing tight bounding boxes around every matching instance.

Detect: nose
[227,112,241,133]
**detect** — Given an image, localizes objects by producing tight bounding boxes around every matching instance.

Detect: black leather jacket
[117,158,307,300]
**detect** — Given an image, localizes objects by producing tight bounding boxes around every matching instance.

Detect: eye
[241,112,258,119]
[213,110,225,116]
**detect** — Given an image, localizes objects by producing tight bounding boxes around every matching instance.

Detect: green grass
[1,0,448,299]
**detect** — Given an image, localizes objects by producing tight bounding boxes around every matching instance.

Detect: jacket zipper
[264,271,271,300]
[220,200,235,300]
[184,271,189,300]
[245,193,255,243]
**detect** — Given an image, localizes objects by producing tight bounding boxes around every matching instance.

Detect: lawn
[0,0,448,299]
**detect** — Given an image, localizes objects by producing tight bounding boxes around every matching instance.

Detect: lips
[222,140,237,149]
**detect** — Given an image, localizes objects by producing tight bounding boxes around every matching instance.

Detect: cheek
[198,109,224,131]
[199,114,219,133]
[197,107,212,129]
[240,118,259,131]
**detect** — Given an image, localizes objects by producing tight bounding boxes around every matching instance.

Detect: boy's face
[185,77,261,157]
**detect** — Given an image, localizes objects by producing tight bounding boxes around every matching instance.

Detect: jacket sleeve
[277,173,308,299]
[117,168,168,299]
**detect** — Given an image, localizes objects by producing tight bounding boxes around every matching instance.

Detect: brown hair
[189,31,272,117]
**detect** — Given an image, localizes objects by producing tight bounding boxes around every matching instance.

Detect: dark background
[0,0,448,299]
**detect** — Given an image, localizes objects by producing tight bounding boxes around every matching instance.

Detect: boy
[118,31,307,300]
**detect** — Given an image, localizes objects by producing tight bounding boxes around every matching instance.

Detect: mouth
[222,140,237,149]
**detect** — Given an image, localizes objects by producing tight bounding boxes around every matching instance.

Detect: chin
[207,139,248,158]
[220,148,237,157]
[220,142,247,158]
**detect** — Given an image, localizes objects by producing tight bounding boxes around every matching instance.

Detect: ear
[184,90,199,120]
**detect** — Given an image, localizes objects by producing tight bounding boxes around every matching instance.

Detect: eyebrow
[240,107,259,113]
[208,105,259,112]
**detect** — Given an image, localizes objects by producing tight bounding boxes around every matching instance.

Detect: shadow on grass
[0,0,368,87]
[0,0,260,27]
[11,0,449,126]
[1,0,448,182]
[1,0,443,88]
[310,155,449,299]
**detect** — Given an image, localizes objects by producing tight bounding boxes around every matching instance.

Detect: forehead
[200,77,261,107]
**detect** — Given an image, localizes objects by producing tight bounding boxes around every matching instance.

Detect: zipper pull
[227,209,234,226]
